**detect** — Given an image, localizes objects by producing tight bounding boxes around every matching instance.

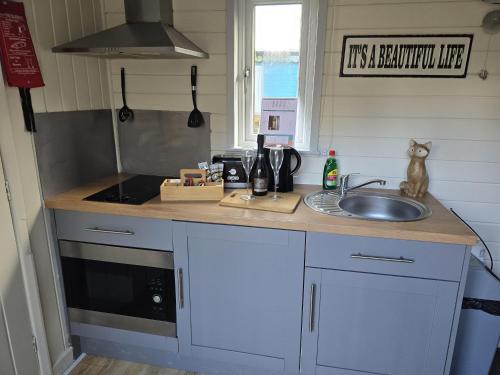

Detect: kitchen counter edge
[44,175,477,246]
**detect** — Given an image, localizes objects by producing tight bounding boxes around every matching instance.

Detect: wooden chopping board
[219,190,302,214]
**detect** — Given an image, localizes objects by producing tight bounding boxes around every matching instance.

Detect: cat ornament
[400,139,432,198]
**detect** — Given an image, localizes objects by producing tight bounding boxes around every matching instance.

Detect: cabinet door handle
[84,227,134,236]
[178,268,184,309]
[350,253,414,263]
[309,283,316,332]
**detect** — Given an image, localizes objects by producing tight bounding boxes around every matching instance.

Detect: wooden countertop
[44,175,477,246]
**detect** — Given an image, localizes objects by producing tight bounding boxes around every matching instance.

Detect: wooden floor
[70,355,198,375]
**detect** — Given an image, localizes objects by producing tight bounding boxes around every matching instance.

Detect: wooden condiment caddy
[161,169,224,202]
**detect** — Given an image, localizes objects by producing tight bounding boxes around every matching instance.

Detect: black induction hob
[84,175,168,205]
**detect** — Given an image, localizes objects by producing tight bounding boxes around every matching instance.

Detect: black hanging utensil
[19,87,36,132]
[119,67,133,122]
[188,65,205,128]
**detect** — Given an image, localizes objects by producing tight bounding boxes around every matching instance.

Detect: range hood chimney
[52,0,209,59]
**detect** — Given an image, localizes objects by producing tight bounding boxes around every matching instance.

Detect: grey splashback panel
[118,110,211,177]
[34,110,117,197]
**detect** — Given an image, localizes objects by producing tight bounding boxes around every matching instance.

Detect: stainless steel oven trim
[69,308,176,337]
[59,240,174,269]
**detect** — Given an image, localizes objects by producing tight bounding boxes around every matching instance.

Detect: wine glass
[240,150,255,201]
[268,146,284,200]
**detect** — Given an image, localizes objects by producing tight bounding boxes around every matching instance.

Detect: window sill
[226,147,323,157]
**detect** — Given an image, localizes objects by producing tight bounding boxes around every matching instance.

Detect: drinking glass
[240,150,255,201]
[268,146,284,200]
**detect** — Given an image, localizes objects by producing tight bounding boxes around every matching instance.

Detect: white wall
[298,0,500,273]
[25,0,109,113]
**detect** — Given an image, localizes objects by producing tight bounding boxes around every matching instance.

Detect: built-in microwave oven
[60,240,176,337]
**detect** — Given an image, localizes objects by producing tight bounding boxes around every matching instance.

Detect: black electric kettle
[264,147,302,192]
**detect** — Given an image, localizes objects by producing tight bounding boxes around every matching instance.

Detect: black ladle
[188,65,205,128]
[119,67,133,122]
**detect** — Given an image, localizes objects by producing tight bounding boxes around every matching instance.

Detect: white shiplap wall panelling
[21,0,109,113]
[111,93,227,114]
[484,242,500,271]
[104,11,125,28]
[334,0,490,4]
[173,12,226,33]
[427,161,500,185]
[332,2,499,29]
[333,117,500,142]
[111,75,227,95]
[323,76,500,97]
[433,182,500,204]
[325,25,500,52]
[442,201,499,225]
[104,0,227,11]
[326,96,500,119]
[51,0,78,110]
[102,0,228,153]
[210,114,228,133]
[80,0,105,110]
[66,0,91,110]
[92,0,111,109]
[183,33,227,54]
[332,138,500,163]
[476,224,500,244]
[490,243,500,260]
[31,0,63,112]
[299,156,500,185]
[103,0,123,13]
[110,54,227,76]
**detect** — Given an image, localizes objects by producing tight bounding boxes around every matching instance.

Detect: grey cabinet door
[174,222,305,373]
[301,268,459,375]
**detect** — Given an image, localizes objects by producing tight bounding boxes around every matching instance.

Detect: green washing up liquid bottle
[323,149,338,190]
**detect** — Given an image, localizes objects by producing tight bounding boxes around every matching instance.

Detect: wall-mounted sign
[340,34,473,78]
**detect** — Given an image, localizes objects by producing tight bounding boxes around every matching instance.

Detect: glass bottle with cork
[251,134,269,196]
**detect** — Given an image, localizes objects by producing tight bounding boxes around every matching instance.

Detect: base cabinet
[301,268,459,375]
[174,222,305,373]
[56,212,469,375]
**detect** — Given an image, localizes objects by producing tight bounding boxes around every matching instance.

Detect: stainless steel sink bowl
[304,191,432,222]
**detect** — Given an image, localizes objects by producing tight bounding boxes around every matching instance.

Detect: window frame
[227,0,327,152]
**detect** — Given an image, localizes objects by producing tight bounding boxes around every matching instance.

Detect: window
[229,0,326,151]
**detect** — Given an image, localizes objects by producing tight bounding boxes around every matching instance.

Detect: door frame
[0,153,40,374]
[0,78,52,373]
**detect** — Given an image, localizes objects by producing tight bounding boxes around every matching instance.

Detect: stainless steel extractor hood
[52,0,209,59]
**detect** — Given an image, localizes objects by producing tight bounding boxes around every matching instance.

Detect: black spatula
[188,65,204,128]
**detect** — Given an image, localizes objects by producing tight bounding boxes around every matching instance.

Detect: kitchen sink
[304,190,432,222]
